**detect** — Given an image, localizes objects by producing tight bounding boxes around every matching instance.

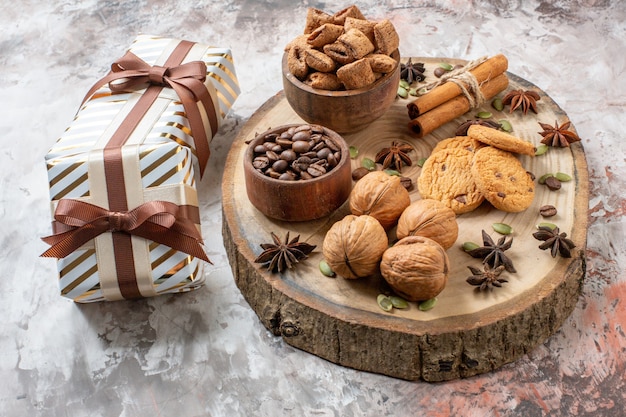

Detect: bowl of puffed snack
[282,5,401,133]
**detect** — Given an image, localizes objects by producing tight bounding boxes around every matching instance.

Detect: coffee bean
[280,149,297,162]
[324,137,340,152]
[272,159,289,173]
[539,204,557,217]
[400,176,413,190]
[276,138,293,148]
[279,171,296,181]
[307,164,326,177]
[327,153,337,168]
[317,147,331,160]
[266,150,279,163]
[352,167,370,181]
[292,131,311,142]
[434,67,447,78]
[545,176,562,191]
[293,156,311,172]
[253,156,269,170]
[266,168,281,179]
[292,140,311,153]
[311,141,326,152]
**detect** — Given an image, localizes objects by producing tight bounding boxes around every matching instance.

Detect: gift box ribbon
[80,42,218,177]
[41,199,209,263]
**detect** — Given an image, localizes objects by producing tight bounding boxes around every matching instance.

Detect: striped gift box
[42,35,239,302]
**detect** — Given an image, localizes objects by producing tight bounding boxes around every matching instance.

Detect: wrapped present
[41,35,240,302]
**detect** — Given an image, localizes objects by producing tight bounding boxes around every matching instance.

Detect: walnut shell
[380,236,449,301]
[396,199,459,249]
[349,171,410,230]
[322,214,388,279]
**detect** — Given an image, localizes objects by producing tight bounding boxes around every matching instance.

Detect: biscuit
[336,58,376,89]
[332,5,366,25]
[417,148,484,214]
[338,28,375,60]
[468,124,536,156]
[323,42,355,65]
[284,34,309,52]
[288,44,309,80]
[304,7,334,34]
[471,146,535,212]
[305,48,336,73]
[366,53,398,73]
[305,72,343,90]
[432,136,484,154]
[344,17,376,44]
[373,19,400,55]
[307,23,344,48]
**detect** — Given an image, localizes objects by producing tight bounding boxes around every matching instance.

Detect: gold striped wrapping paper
[44,35,239,302]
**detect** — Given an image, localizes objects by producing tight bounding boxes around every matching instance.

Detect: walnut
[322,214,388,279]
[380,236,449,301]
[349,171,410,230]
[396,199,459,249]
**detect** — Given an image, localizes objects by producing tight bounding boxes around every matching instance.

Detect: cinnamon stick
[407,54,508,119]
[408,73,509,138]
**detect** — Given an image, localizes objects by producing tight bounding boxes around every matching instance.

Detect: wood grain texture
[222,58,589,381]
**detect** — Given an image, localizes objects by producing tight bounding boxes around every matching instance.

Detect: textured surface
[1,1,625,416]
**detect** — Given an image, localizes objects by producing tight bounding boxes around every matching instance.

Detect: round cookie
[432,135,483,154]
[468,124,536,156]
[417,148,484,214]
[470,146,535,212]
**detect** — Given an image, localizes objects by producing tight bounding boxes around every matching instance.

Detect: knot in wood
[279,321,300,337]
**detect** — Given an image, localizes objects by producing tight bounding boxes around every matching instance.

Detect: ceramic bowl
[243,124,352,222]
[281,50,401,133]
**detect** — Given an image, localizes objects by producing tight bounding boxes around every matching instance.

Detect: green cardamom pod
[319,260,335,277]
[377,294,393,312]
[390,296,409,309]
[535,144,549,156]
[418,297,437,311]
[492,222,513,235]
[555,172,572,182]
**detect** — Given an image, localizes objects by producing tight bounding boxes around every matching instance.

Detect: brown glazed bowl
[281,50,401,133]
[244,124,353,222]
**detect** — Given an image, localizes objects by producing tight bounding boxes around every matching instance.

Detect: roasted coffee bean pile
[251,124,342,181]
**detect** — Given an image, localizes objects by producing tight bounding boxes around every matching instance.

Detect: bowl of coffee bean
[244,123,352,221]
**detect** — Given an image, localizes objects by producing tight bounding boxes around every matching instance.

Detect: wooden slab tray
[221,58,588,382]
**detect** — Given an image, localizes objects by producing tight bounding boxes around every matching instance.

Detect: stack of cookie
[417,125,537,214]
[285,5,399,90]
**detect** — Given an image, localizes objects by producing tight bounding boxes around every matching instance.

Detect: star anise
[254,232,316,273]
[502,89,541,114]
[466,264,508,291]
[538,120,581,147]
[400,58,426,84]
[465,230,516,273]
[455,119,502,136]
[375,141,413,172]
[532,225,576,258]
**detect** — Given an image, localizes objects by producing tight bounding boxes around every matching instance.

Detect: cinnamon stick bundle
[407,54,509,119]
[408,73,509,138]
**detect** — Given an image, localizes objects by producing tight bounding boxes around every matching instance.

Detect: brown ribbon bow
[41,199,210,262]
[81,50,218,177]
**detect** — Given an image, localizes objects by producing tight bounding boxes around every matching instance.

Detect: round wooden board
[221,58,588,382]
